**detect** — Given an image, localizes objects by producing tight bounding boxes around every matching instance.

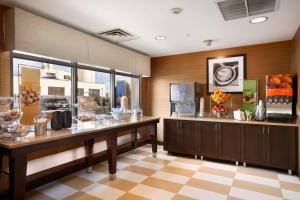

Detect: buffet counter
[0,116,160,200]
[164,116,299,127]
[164,116,298,175]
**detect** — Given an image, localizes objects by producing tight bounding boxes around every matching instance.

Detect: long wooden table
[0,116,159,200]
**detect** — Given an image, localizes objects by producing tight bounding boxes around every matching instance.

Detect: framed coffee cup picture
[207,54,246,93]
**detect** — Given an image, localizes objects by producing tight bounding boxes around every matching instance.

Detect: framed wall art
[207,54,246,93]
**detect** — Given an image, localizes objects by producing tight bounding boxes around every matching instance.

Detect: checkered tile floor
[26,144,300,200]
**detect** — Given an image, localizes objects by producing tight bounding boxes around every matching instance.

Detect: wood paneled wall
[0,4,11,96]
[291,26,300,172]
[150,41,292,141]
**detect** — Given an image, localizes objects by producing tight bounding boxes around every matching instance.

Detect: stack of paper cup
[199,97,204,117]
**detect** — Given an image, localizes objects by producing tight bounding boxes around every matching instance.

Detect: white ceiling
[1,0,300,57]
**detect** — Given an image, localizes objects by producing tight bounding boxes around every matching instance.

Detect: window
[115,75,140,109]
[89,89,100,97]
[13,57,72,111]
[78,88,84,96]
[12,53,141,116]
[48,87,65,96]
[77,68,111,115]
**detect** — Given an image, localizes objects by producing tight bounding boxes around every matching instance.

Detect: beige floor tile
[175,157,204,165]
[93,164,109,174]
[280,180,300,192]
[135,150,152,156]
[99,177,137,191]
[117,192,148,200]
[64,192,102,200]
[172,194,196,200]
[118,157,138,164]
[142,177,183,193]
[58,175,94,190]
[199,166,235,178]
[227,196,243,200]
[129,184,175,200]
[187,178,231,195]
[142,157,170,165]
[26,190,55,200]
[237,166,278,180]
[232,179,282,197]
[160,166,195,177]
[123,165,156,176]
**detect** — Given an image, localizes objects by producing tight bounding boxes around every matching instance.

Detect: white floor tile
[193,171,233,186]
[202,162,237,172]
[83,183,125,200]
[117,170,148,183]
[167,161,201,171]
[74,169,107,182]
[229,187,282,200]
[125,153,147,160]
[282,189,300,200]
[133,160,164,170]
[117,161,130,169]
[37,181,77,200]
[278,174,300,184]
[235,172,280,188]
[152,171,190,184]
[178,185,227,200]
[156,153,177,161]
[129,184,175,200]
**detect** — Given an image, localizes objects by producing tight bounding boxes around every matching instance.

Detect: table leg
[84,138,94,173]
[131,129,137,153]
[0,155,3,178]
[9,154,27,200]
[106,132,117,180]
[151,124,158,158]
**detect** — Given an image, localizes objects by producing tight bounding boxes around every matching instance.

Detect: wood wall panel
[0,4,11,96]
[150,41,292,141]
[291,26,300,172]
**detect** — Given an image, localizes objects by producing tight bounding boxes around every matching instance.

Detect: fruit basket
[210,89,232,118]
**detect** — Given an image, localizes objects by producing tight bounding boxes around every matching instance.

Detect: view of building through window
[13,58,72,111]
[77,68,111,115]
[115,75,139,109]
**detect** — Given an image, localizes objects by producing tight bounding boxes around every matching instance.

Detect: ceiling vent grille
[96,28,139,43]
[217,0,279,21]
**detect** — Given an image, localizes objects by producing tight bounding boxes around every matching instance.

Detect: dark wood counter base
[164,118,298,174]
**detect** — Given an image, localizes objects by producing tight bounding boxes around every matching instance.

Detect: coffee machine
[170,83,200,117]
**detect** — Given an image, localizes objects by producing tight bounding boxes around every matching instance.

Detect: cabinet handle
[180,122,182,128]
[219,123,221,131]
[262,126,265,134]
[215,123,218,131]
[267,126,270,135]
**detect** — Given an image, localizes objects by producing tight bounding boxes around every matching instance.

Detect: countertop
[164,116,299,127]
[0,116,160,149]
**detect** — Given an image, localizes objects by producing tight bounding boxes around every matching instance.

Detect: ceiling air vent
[96,28,139,43]
[217,0,279,21]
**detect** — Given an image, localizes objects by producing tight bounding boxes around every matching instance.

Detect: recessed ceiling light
[154,36,167,40]
[250,16,268,24]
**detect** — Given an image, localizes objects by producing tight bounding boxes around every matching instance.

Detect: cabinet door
[164,119,181,153]
[218,123,241,161]
[267,126,297,170]
[181,120,199,155]
[201,122,218,158]
[242,124,266,165]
